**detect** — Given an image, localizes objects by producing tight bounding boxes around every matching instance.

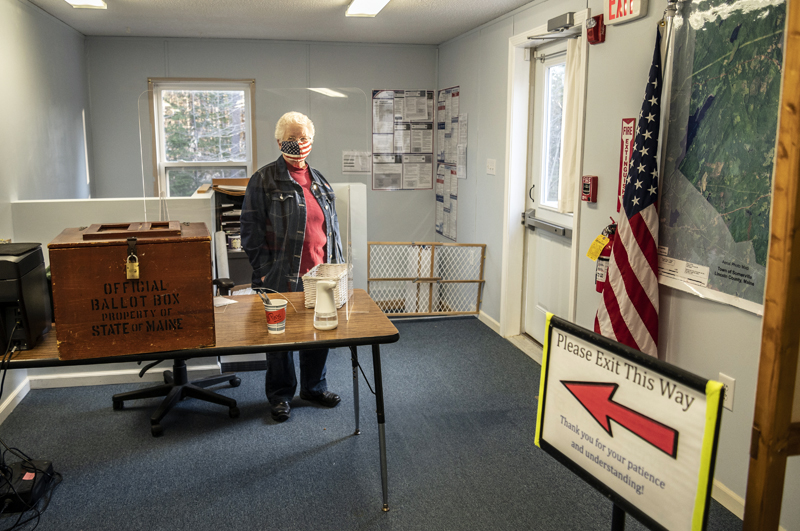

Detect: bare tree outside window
[542,64,565,206]
[153,82,254,197]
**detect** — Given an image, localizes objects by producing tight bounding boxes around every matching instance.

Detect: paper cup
[264,299,288,334]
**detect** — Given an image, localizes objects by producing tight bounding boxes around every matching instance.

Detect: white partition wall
[8,183,366,388]
[332,183,368,291]
[11,196,216,266]
[10,195,218,387]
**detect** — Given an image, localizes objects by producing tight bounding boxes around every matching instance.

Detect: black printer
[0,244,51,351]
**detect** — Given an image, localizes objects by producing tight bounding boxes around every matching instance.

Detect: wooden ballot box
[48,222,215,360]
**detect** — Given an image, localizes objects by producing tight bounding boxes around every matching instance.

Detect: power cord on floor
[0,326,62,530]
[0,439,63,531]
[0,442,59,531]
[0,323,20,400]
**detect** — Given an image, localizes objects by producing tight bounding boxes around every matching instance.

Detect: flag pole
[594,27,663,357]
[656,0,679,217]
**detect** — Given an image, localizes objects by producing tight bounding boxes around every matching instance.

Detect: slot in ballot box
[48,222,215,360]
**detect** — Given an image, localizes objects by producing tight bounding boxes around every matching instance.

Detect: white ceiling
[27,0,536,45]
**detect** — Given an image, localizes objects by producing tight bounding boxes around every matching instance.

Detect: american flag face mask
[280,140,312,164]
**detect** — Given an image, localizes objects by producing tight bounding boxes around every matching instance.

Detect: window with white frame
[540,61,565,209]
[151,80,255,197]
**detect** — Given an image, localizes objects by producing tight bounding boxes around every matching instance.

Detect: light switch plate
[487,158,496,175]
[719,373,735,411]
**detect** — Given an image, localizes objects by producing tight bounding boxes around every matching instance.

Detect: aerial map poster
[658,0,785,314]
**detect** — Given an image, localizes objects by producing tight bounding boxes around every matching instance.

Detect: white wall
[438,0,799,528]
[85,37,438,243]
[0,0,90,239]
[437,0,587,324]
[0,0,90,407]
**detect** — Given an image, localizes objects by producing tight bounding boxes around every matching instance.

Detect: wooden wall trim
[743,1,800,529]
[787,422,800,457]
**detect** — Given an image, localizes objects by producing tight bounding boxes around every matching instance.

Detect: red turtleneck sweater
[286,161,327,276]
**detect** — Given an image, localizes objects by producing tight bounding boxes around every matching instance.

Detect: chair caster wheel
[230,377,241,388]
[229,407,240,419]
[151,424,164,437]
[113,400,124,410]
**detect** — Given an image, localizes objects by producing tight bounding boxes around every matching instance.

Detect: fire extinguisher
[596,223,617,293]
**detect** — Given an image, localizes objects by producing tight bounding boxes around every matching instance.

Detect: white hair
[274,111,315,142]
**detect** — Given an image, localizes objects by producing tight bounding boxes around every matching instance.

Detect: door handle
[525,210,573,238]
[529,184,535,202]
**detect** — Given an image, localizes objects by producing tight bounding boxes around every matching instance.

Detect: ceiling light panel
[345,0,391,17]
[64,0,107,8]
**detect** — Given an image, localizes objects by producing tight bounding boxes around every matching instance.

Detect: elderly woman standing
[240,111,344,423]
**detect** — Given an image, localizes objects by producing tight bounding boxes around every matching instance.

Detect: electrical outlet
[719,373,735,411]
[486,158,496,175]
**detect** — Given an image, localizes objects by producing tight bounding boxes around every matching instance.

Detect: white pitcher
[313,280,338,330]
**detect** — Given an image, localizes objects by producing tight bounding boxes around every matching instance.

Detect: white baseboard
[479,311,501,334]
[0,365,223,425]
[507,334,543,364]
[711,479,744,520]
[0,379,31,426]
[27,365,222,389]
[710,479,787,530]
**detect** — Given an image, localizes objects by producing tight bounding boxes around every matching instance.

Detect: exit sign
[605,0,648,25]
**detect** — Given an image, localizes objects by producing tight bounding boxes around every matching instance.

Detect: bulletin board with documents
[371,89,435,191]
[436,86,467,241]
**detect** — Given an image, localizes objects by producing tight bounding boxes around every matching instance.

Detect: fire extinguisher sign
[617,118,636,213]
[535,315,724,531]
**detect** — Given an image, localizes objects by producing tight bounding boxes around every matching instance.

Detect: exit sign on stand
[605,0,648,25]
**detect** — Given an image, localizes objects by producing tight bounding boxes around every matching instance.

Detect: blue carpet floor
[0,318,740,530]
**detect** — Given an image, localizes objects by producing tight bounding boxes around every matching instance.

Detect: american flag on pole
[595,29,663,358]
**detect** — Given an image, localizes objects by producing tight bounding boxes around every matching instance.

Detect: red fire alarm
[582,175,598,202]
[587,14,606,45]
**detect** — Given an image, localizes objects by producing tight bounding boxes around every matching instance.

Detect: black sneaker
[299,390,341,408]
[271,401,291,422]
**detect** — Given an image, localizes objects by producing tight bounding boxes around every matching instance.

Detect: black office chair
[111,277,241,437]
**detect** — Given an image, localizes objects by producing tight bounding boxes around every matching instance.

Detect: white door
[523,41,574,344]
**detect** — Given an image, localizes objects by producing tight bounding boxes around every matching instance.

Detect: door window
[541,62,565,208]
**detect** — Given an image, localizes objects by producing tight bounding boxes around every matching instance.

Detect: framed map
[659,0,786,314]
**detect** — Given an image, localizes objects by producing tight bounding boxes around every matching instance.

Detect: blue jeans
[264,278,329,404]
[265,348,329,405]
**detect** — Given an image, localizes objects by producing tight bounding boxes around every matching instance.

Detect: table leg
[350,346,361,435]
[611,504,626,530]
[372,343,389,512]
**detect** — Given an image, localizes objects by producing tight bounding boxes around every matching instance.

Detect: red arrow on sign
[562,381,679,458]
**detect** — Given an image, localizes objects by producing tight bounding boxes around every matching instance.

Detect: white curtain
[558,34,585,214]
